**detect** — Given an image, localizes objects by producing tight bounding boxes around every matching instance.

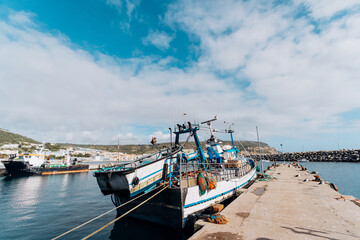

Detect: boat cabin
[18,153,45,167]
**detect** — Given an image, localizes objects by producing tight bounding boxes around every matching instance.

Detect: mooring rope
[81,185,169,240]
[51,184,167,240]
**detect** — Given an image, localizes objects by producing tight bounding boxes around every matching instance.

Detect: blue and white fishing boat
[94,117,258,229]
[94,147,181,202]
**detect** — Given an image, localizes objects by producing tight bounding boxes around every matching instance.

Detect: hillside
[0,129,278,155]
[58,140,278,155]
[0,129,40,145]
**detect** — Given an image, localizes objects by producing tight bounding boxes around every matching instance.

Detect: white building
[0,144,19,149]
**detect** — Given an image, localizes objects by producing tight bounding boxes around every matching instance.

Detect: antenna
[201,116,217,137]
[224,121,234,133]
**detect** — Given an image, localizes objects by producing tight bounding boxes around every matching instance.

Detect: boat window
[212,145,223,154]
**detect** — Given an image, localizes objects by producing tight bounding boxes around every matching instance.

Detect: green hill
[0,129,40,145]
[58,140,273,155]
[0,128,276,155]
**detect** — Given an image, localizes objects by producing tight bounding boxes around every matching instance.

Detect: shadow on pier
[110,215,193,240]
[281,226,360,240]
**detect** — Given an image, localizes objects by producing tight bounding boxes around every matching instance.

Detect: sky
[1,0,360,152]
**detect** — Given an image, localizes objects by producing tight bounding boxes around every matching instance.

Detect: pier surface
[191,164,360,240]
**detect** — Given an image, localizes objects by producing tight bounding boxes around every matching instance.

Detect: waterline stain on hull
[2,160,89,176]
[41,169,89,175]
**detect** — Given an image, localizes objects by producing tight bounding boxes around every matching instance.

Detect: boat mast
[256,126,262,161]
[174,122,206,163]
[200,116,217,141]
[117,138,120,163]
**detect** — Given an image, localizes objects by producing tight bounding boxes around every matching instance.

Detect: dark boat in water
[2,153,89,176]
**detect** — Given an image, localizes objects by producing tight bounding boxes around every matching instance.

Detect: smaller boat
[2,151,89,176]
[260,159,271,162]
[299,159,309,162]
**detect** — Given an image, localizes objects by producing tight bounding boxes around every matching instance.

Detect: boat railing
[95,148,175,173]
[168,158,255,189]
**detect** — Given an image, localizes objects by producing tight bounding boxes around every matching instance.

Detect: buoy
[207,177,217,190]
[256,165,261,172]
[197,173,207,196]
[330,183,338,192]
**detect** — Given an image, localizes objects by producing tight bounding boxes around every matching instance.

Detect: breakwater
[252,149,360,162]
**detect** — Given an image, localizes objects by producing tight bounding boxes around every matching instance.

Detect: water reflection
[12,176,44,208]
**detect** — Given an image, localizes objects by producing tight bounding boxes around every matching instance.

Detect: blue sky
[1,0,360,152]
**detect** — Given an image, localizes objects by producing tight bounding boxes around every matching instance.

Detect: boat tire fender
[132,176,139,186]
[162,163,168,181]
[184,214,197,236]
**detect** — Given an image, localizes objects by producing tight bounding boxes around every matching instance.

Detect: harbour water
[1,162,359,239]
[260,161,360,199]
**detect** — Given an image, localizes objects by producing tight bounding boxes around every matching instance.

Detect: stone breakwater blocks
[262,149,360,162]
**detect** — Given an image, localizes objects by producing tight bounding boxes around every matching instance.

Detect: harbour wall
[251,149,360,162]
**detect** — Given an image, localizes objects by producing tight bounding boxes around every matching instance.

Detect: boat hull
[94,157,169,197]
[2,160,89,176]
[115,186,184,228]
[114,168,257,229]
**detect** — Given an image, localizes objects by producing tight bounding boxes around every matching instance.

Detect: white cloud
[2,2,360,151]
[125,0,140,20]
[143,30,173,50]
[295,0,360,19]
[0,12,245,144]
[164,0,360,148]
[106,0,139,20]
[8,11,35,26]
[149,131,170,142]
[106,0,122,9]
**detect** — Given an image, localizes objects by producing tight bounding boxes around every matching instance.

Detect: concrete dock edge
[190,164,360,240]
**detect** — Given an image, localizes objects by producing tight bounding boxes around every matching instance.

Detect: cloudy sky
[0,0,360,152]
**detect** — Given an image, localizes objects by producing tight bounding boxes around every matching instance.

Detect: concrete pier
[191,164,360,240]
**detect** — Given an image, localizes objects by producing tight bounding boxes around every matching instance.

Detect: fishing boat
[94,147,181,198]
[94,117,258,229]
[2,151,89,176]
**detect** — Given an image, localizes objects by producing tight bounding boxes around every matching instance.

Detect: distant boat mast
[117,138,120,163]
[256,126,262,160]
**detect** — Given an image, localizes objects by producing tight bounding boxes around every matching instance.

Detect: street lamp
[280,144,285,164]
